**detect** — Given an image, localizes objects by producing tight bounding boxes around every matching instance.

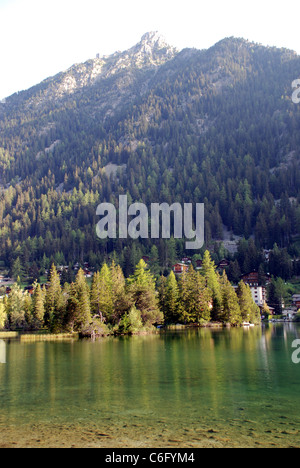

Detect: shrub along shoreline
[0,251,261,338]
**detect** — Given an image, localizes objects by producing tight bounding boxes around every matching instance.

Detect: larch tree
[4,284,26,330]
[72,268,92,331]
[220,271,242,325]
[201,250,223,321]
[32,283,46,329]
[164,270,180,323]
[110,261,129,324]
[128,259,162,326]
[237,281,261,324]
[179,265,212,324]
[45,264,63,331]
[90,263,113,323]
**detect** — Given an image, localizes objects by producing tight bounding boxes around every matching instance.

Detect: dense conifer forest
[0,34,299,289]
[0,253,261,334]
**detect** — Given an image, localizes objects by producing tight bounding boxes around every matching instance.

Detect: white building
[250,286,266,307]
[282,307,298,319]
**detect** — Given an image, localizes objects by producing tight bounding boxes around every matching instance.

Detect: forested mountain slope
[0,33,300,277]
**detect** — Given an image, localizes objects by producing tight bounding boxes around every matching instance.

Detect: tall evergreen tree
[237,281,261,324]
[90,263,113,322]
[110,261,128,324]
[32,283,45,329]
[179,265,212,324]
[220,271,242,325]
[164,271,180,323]
[201,250,223,321]
[128,259,162,325]
[45,264,63,330]
[4,284,26,330]
[11,257,25,283]
[0,301,6,330]
[72,268,92,331]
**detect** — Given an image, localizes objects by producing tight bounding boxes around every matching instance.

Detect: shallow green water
[0,324,300,447]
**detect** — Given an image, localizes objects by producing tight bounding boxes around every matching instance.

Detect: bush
[80,318,110,338]
[117,306,144,335]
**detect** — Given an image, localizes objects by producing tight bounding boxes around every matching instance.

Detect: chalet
[196,259,203,270]
[83,269,93,278]
[241,271,259,286]
[173,263,189,275]
[142,256,150,263]
[217,259,230,270]
[292,295,300,309]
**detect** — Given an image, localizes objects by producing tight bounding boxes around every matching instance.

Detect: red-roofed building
[173,263,189,275]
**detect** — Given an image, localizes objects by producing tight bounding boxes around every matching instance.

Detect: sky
[0,0,300,100]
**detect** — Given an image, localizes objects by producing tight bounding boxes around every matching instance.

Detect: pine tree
[72,268,92,331]
[45,264,63,330]
[149,245,160,276]
[11,257,25,283]
[237,281,261,324]
[164,271,180,323]
[117,306,143,335]
[90,263,113,322]
[201,250,223,321]
[179,265,212,324]
[23,294,33,327]
[110,261,128,324]
[32,283,46,329]
[220,271,242,325]
[0,301,6,330]
[128,259,162,325]
[4,284,26,330]
[157,275,167,319]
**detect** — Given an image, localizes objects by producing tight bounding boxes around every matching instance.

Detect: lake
[0,324,300,448]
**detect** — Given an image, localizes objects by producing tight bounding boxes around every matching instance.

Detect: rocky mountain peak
[128,31,177,65]
[140,31,170,49]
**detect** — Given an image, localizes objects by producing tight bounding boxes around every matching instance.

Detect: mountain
[0,33,300,279]
[2,32,176,113]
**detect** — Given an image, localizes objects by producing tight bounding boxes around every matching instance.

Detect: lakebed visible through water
[0,324,300,448]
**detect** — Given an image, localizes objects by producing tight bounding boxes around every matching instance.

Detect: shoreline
[0,417,296,449]
[0,322,260,342]
[0,320,272,342]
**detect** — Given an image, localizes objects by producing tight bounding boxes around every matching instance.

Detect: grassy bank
[0,331,19,338]
[20,333,79,342]
[0,331,79,342]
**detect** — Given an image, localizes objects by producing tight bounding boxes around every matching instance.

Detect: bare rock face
[10,32,178,110]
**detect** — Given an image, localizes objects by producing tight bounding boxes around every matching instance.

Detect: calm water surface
[0,324,300,447]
